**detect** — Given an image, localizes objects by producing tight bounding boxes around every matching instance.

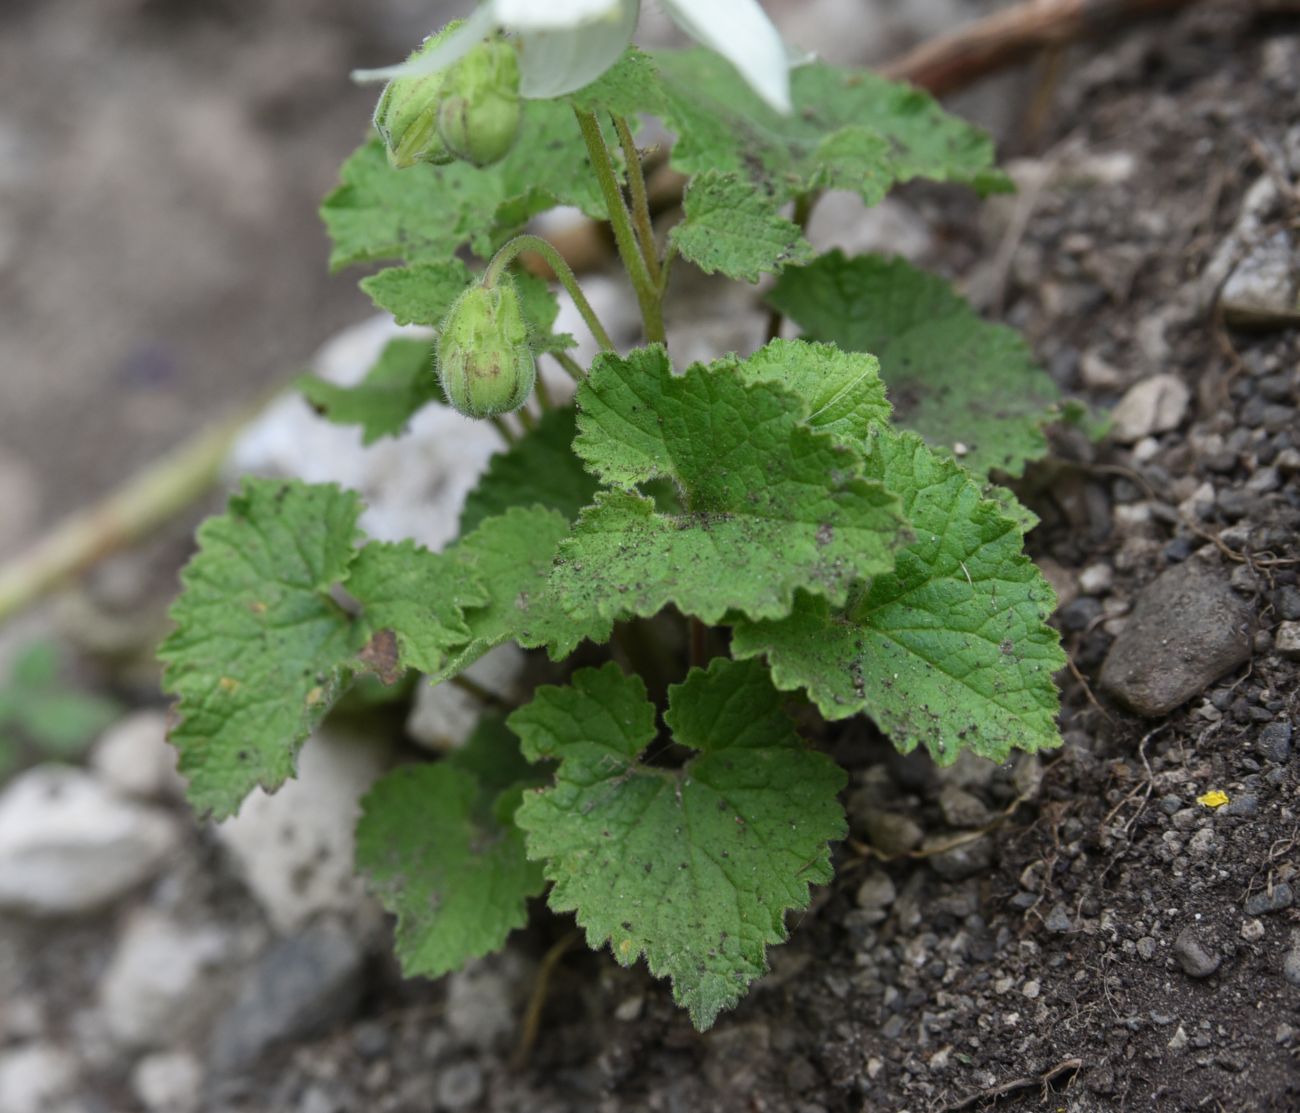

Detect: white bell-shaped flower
[354,0,792,113]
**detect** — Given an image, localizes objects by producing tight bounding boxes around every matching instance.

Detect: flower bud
[436,38,522,168]
[437,280,536,418]
[372,26,461,169]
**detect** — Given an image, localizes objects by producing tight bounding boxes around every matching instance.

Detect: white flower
[353,0,792,113]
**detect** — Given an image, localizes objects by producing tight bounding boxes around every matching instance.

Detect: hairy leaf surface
[321,105,605,270]
[355,716,544,978]
[733,430,1063,763]
[511,659,845,1028]
[768,252,1061,477]
[669,171,814,282]
[160,481,366,817]
[162,480,489,816]
[553,347,905,629]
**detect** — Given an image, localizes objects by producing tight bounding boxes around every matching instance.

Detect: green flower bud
[437,280,536,419]
[436,39,522,168]
[372,25,462,169]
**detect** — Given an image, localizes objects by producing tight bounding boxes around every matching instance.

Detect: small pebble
[1044,904,1074,934]
[1284,951,1300,989]
[1241,919,1265,942]
[1174,927,1221,978]
[1244,882,1294,917]
[1256,722,1292,763]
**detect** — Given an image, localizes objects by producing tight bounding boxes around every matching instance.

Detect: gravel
[1173,927,1221,978]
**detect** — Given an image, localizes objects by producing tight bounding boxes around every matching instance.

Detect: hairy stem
[483,233,615,352]
[764,191,819,342]
[551,350,587,383]
[490,415,518,443]
[613,115,661,287]
[533,368,554,411]
[574,108,666,345]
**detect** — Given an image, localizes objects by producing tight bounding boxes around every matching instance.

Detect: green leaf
[552,347,905,628]
[356,738,544,978]
[18,693,120,757]
[565,48,666,118]
[511,271,578,354]
[297,337,442,445]
[321,102,605,271]
[10,643,60,687]
[360,260,473,327]
[160,480,366,817]
[729,338,892,444]
[669,171,814,283]
[653,49,1007,211]
[349,541,486,677]
[512,659,844,1028]
[430,506,602,683]
[733,430,1064,764]
[458,408,597,535]
[768,252,1061,478]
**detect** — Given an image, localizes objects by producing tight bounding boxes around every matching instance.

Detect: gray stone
[1256,722,1292,763]
[1044,904,1074,934]
[436,1062,485,1111]
[1137,936,1157,960]
[1285,950,1300,989]
[925,835,994,881]
[0,766,179,916]
[1220,231,1300,328]
[1277,621,1300,661]
[445,960,516,1052]
[1109,374,1191,443]
[1099,560,1253,716]
[1173,927,1221,978]
[208,919,364,1072]
[862,811,923,857]
[1221,795,1258,819]
[101,910,230,1048]
[1244,882,1294,917]
[131,1051,202,1113]
[0,1043,78,1113]
[854,870,897,924]
[937,785,992,829]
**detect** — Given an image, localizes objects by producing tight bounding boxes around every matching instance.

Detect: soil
[3,3,1299,1112]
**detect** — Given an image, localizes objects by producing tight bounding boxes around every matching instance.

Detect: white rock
[215,728,389,932]
[807,193,932,263]
[0,1043,78,1113]
[1109,374,1190,443]
[100,911,230,1048]
[1276,621,1300,661]
[90,710,182,801]
[228,316,501,554]
[406,643,527,752]
[446,957,521,1051]
[1220,230,1300,328]
[0,767,179,916]
[131,1052,202,1113]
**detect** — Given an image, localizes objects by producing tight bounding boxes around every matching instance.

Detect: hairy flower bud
[437,280,536,419]
[372,26,461,169]
[436,38,522,167]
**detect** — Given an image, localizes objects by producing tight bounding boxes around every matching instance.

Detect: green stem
[613,115,661,287]
[551,350,587,383]
[764,191,819,343]
[574,108,666,345]
[533,368,554,411]
[482,233,615,352]
[490,415,518,443]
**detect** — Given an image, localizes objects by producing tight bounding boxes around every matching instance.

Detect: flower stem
[574,108,666,345]
[764,190,820,342]
[613,115,661,287]
[490,415,518,444]
[533,367,554,411]
[551,350,587,383]
[482,233,615,352]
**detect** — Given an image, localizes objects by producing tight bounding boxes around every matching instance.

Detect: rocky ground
[1,2,1299,1112]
